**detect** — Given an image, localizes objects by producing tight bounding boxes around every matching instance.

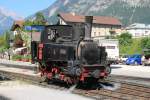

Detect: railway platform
[0,59,38,76]
[0,59,36,69]
[111,64,150,78]
[0,59,150,79]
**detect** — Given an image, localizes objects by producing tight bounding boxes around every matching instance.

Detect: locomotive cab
[31,25,75,63]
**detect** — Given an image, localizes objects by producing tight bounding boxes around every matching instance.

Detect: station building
[58,12,122,39]
[58,12,121,59]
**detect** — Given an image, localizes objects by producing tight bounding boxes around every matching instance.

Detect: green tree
[145,40,150,49]
[24,12,46,26]
[21,32,30,48]
[3,31,10,49]
[0,31,11,52]
[141,37,150,49]
[34,12,46,25]
[0,35,5,46]
[24,20,33,26]
[118,32,132,46]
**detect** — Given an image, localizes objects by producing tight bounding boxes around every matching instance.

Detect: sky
[0,0,56,18]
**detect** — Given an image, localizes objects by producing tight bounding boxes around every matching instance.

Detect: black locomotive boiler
[31,16,111,84]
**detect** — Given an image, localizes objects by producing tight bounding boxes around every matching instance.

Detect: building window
[97,39,99,43]
[94,39,99,44]
[135,33,140,37]
[111,26,113,29]
[145,31,148,36]
[99,32,101,36]
[94,32,96,36]
[106,46,115,49]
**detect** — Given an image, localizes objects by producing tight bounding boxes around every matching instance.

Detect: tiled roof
[58,13,122,26]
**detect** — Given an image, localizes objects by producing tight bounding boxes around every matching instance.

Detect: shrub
[22,55,31,60]
[12,55,22,61]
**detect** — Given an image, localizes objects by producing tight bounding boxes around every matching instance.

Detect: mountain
[0,7,23,34]
[28,0,150,26]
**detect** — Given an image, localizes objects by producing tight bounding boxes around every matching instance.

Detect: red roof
[58,13,122,26]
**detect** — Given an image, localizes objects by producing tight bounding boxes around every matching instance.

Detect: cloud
[0,6,23,20]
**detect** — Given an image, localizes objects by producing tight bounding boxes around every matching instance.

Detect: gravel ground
[0,81,93,100]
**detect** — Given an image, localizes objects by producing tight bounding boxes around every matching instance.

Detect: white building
[94,39,119,60]
[126,23,150,38]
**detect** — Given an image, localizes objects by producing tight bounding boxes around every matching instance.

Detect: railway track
[0,69,150,100]
[74,81,150,100]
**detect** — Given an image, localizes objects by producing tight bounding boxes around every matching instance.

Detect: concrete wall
[59,18,67,25]
[91,24,121,38]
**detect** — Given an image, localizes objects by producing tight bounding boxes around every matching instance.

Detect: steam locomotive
[31,16,111,84]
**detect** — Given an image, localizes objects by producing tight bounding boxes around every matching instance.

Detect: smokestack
[84,16,93,40]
